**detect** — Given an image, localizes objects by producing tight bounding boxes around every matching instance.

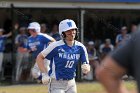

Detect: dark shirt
[102,47,112,54]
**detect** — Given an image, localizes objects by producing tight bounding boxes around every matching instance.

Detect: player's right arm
[36,53,47,73]
[78,42,90,75]
[36,41,57,73]
[36,42,58,84]
[36,53,50,85]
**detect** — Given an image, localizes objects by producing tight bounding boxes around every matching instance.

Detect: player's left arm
[80,45,90,74]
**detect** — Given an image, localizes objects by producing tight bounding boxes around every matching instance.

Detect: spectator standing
[115,26,131,48]
[130,24,137,33]
[99,38,114,59]
[15,27,29,82]
[84,41,99,80]
[40,23,49,34]
[0,28,12,79]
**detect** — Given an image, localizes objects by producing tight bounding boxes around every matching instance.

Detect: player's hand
[81,64,90,74]
[42,73,51,85]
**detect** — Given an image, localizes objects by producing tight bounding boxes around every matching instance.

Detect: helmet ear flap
[62,32,66,38]
[75,30,79,40]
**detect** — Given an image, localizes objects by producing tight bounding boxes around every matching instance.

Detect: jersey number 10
[65,61,74,68]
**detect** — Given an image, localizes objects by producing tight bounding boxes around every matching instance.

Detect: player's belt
[58,78,73,80]
[52,78,74,81]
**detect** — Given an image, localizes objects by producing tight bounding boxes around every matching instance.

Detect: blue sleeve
[43,36,51,45]
[45,48,58,60]
[80,46,89,64]
[41,43,58,60]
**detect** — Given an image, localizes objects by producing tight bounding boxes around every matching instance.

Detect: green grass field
[0,81,137,93]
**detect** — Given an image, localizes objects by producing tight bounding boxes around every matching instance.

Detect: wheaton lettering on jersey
[58,53,80,60]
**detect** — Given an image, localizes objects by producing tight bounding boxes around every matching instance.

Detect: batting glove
[42,73,51,85]
[81,64,90,74]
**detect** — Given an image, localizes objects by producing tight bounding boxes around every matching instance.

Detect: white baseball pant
[48,78,77,93]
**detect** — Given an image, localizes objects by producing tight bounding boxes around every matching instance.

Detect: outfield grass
[77,81,137,93]
[0,81,137,93]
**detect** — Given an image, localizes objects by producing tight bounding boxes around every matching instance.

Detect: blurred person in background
[99,38,114,59]
[50,24,61,41]
[87,41,97,60]
[115,26,131,48]
[40,23,49,34]
[15,27,29,82]
[26,22,55,81]
[0,28,12,79]
[84,41,99,80]
[130,24,137,33]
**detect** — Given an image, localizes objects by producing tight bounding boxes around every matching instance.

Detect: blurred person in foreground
[96,26,140,93]
[36,19,90,93]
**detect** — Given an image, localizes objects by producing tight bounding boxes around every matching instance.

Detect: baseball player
[36,19,90,93]
[25,22,55,81]
[0,28,12,78]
